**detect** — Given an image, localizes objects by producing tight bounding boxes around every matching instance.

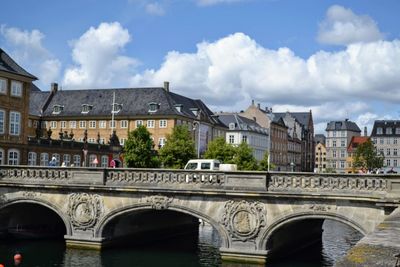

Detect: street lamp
[193,121,201,158]
[290,162,295,172]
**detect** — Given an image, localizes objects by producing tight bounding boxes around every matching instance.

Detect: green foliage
[232,142,259,171]
[353,140,384,171]
[258,152,276,171]
[204,137,259,171]
[204,137,236,163]
[159,125,196,169]
[124,126,159,168]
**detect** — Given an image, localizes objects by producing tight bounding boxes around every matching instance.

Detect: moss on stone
[345,244,379,264]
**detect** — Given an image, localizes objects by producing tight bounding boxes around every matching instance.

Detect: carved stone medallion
[145,195,172,210]
[221,200,266,242]
[68,193,103,230]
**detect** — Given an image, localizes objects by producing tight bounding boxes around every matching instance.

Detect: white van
[184,159,221,171]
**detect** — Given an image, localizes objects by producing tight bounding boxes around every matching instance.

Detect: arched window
[73,155,81,167]
[101,155,108,168]
[28,152,37,166]
[89,154,97,167]
[40,153,49,166]
[63,154,71,166]
[0,148,4,165]
[8,149,20,165]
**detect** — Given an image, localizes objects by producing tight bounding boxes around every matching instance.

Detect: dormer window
[52,105,64,115]
[112,103,122,114]
[377,127,383,135]
[190,108,200,117]
[148,102,159,113]
[81,104,93,114]
[229,123,235,130]
[174,104,183,113]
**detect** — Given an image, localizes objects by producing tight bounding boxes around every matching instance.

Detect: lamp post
[193,121,201,158]
[290,162,295,172]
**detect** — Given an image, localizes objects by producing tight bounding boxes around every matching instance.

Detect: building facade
[371,120,400,171]
[326,119,361,173]
[346,136,369,173]
[315,142,327,173]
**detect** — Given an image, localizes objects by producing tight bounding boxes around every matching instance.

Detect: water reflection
[0,220,362,267]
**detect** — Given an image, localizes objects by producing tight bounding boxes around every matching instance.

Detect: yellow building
[315,142,327,173]
[346,136,369,173]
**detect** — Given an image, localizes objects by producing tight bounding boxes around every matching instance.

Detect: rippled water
[0,220,362,267]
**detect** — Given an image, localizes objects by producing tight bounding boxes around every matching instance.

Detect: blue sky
[1,0,400,133]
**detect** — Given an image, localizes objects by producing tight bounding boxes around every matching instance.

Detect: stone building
[0,48,37,165]
[325,119,361,173]
[217,113,268,161]
[371,120,400,171]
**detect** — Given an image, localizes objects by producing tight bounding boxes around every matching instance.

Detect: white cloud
[196,0,247,6]
[63,22,138,89]
[145,2,165,16]
[0,25,61,88]
[317,5,384,45]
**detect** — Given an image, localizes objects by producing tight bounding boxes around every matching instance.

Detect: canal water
[0,219,362,267]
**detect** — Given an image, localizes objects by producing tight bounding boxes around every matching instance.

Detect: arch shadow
[0,198,72,236]
[258,211,367,250]
[95,203,229,248]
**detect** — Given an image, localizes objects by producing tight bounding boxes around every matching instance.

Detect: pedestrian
[49,156,57,167]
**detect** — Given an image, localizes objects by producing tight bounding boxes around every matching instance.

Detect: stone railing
[0,166,72,184]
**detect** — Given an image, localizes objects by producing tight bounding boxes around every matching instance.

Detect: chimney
[163,81,169,92]
[364,126,368,137]
[257,103,261,109]
[51,82,58,93]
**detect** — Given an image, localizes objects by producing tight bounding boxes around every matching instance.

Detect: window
[0,109,4,134]
[333,131,336,137]
[60,121,67,129]
[148,102,159,112]
[28,152,37,166]
[229,135,235,144]
[9,111,21,135]
[341,131,346,137]
[136,120,143,128]
[88,138,96,143]
[52,154,60,166]
[109,120,116,129]
[395,139,398,145]
[372,138,377,144]
[340,150,345,158]
[52,105,64,114]
[50,121,57,129]
[396,128,400,135]
[379,149,384,156]
[377,127,383,135]
[70,121,77,129]
[99,138,105,144]
[387,148,391,156]
[40,153,49,166]
[158,137,166,148]
[380,138,384,144]
[387,138,391,145]
[0,78,7,94]
[394,149,398,156]
[341,140,345,147]
[120,120,128,128]
[63,154,71,166]
[386,159,391,166]
[147,120,155,128]
[386,127,393,135]
[333,140,336,147]
[120,138,126,146]
[81,104,93,114]
[112,103,122,114]
[89,121,96,129]
[73,155,81,167]
[99,121,106,128]
[79,121,86,129]
[11,81,22,96]
[89,154,98,167]
[340,161,345,168]
[333,150,337,158]
[101,155,108,167]
[0,148,3,164]
[242,135,248,143]
[8,149,19,165]
[159,120,167,128]
[395,160,398,167]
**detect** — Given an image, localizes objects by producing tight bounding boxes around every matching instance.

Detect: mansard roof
[29,87,224,126]
[0,48,37,80]
[326,120,361,132]
[217,113,267,134]
[371,120,400,137]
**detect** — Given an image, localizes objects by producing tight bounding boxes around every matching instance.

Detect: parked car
[184,159,221,171]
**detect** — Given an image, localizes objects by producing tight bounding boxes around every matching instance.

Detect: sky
[1,0,400,134]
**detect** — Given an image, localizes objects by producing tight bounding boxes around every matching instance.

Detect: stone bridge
[0,166,399,264]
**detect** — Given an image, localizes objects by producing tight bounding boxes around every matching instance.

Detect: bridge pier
[220,248,269,265]
[64,235,104,250]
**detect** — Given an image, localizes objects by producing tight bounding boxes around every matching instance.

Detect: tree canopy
[353,139,384,171]
[159,125,196,169]
[258,152,275,171]
[123,125,159,168]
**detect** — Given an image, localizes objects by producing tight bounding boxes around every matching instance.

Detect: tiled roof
[0,48,37,80]
[326,120,361,132]
[371,120,400,137]
[29,87,224,126]
[347,136,369,152]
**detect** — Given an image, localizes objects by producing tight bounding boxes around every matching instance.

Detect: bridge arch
[258,211,367,250]
[0,198,72,236]
[95,203,229,248]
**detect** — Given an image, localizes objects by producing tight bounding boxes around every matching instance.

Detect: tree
[204,137,236,163]
[124,126,159,168]
[353,140,384,171]
[159,125,196,169]
[232,142,259,171]
[258,152,276,171]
